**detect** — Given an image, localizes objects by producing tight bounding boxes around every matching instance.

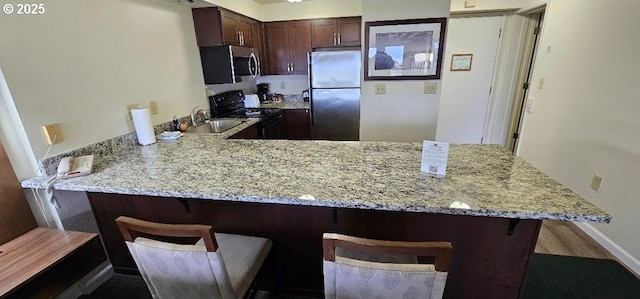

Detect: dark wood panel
[220,10,239,46]
[283,109,311,140]
[228,123,260,139]
[288,20,312,74]
[191,7,223,47]
[265,22,291,75]
[0,141,37,246]
[88,192,541,298]
[337,17,361,47]
[311,19,337,48]
[251,22,266,75]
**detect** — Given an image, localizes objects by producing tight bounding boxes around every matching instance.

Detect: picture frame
[364,18,447,81]
[451,53,473,71]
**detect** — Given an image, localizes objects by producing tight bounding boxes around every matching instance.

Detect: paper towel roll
[131,108,156,146]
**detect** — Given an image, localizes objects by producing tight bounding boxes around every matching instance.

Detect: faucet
[191,106,209,127]
[190,106,209,126]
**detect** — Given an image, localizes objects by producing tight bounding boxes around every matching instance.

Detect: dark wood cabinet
[192,8,261,48]
[228,123,260,139]
[264,21,312,75]
[283,109,311,140]
[311,17,361,48]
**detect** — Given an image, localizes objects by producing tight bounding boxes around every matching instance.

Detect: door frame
[506,8,546,153]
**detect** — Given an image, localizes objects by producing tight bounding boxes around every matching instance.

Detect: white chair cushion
[200,233,272,298]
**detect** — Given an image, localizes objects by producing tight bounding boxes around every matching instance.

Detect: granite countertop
[22,134,610,223]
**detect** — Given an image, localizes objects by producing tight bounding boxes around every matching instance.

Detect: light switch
[424,82,437,94]
[375,83,386,95]
[591,174,604,192]
[150,100,158,115]
[526,96,535,113]
[538,78,545,89]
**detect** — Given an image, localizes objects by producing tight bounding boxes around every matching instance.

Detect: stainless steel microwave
[199,45,259,84]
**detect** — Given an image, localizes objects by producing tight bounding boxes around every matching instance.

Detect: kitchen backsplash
[38,115,191,177]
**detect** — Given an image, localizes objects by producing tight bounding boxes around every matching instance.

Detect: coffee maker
[257,83,272,103]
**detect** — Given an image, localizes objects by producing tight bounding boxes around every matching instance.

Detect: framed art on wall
[364,18,447,81]
[451,53,473,71]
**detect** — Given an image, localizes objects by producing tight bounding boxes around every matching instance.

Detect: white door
[435,16,503,144]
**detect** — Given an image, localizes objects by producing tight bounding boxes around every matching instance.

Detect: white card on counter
[420,141,449,178]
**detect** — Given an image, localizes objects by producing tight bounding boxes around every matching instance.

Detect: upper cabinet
[264,21,312,75]
[192,8,260,48]
[311,17,362,48]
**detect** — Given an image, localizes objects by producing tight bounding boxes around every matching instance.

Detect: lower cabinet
[228,123,260,139]
[283,109,310,140]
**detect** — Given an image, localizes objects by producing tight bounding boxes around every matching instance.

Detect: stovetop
[209,90,282,119]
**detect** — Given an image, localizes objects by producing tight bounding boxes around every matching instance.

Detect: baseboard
[575,222,640,276]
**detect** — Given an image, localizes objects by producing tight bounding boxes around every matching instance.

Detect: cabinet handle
[337,32,341,45]
[333,32,337,46]
[291,63,294,73]
[240,31,245,46]
[237,31,242,45]
[287,63,291,74]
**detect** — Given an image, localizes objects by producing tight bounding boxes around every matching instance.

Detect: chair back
[322,233,453,299]
[116,216,236,299]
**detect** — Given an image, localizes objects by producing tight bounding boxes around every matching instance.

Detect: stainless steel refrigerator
[308,50,361,141]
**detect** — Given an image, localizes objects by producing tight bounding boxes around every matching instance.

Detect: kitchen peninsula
[23,134,609,299]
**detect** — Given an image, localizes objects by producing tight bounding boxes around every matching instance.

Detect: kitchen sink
[187,120,244,133]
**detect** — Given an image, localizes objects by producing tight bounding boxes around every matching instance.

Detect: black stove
[209,90,284,139]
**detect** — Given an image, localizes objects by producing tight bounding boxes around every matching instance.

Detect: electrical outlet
[126,104,139,120]
[424,82,437,94]
[42,124,63,145]
[464,0,477,8]
[591,174,604,192]
[538,78,545,89]
[150,100,158,115]
[375,83,386,95]
[280,82,286,90]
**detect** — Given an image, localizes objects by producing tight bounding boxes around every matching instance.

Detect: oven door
[260,112,283,139]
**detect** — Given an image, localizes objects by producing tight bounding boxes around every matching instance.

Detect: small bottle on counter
[172,115,180,131]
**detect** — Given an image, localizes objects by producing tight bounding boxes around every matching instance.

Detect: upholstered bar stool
[116,216,272,299]
[322,233,453,299]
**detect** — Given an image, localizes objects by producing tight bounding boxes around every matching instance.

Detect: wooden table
[0,228,106,299]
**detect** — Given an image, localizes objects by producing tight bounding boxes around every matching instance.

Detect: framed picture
[364,18,447,81]
[451,53,473,71]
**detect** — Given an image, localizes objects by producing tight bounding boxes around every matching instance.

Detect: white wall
[518,0,640,261]
[360,0,451,142]
[450,0,527,12]
[0,0,206,168]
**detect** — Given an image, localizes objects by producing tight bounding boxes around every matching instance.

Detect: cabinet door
[337,17,361,47]
[284,109,311,140]
[265,22,291,75]
[220,10,240,46]
[191,8,224,47]
[237,17,253,47]
[288,20,312,75]
[228,123,260,139]
[311,19,337,48]
[251,22,266,75]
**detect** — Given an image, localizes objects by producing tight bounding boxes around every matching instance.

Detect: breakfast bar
[25,134,610,298]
